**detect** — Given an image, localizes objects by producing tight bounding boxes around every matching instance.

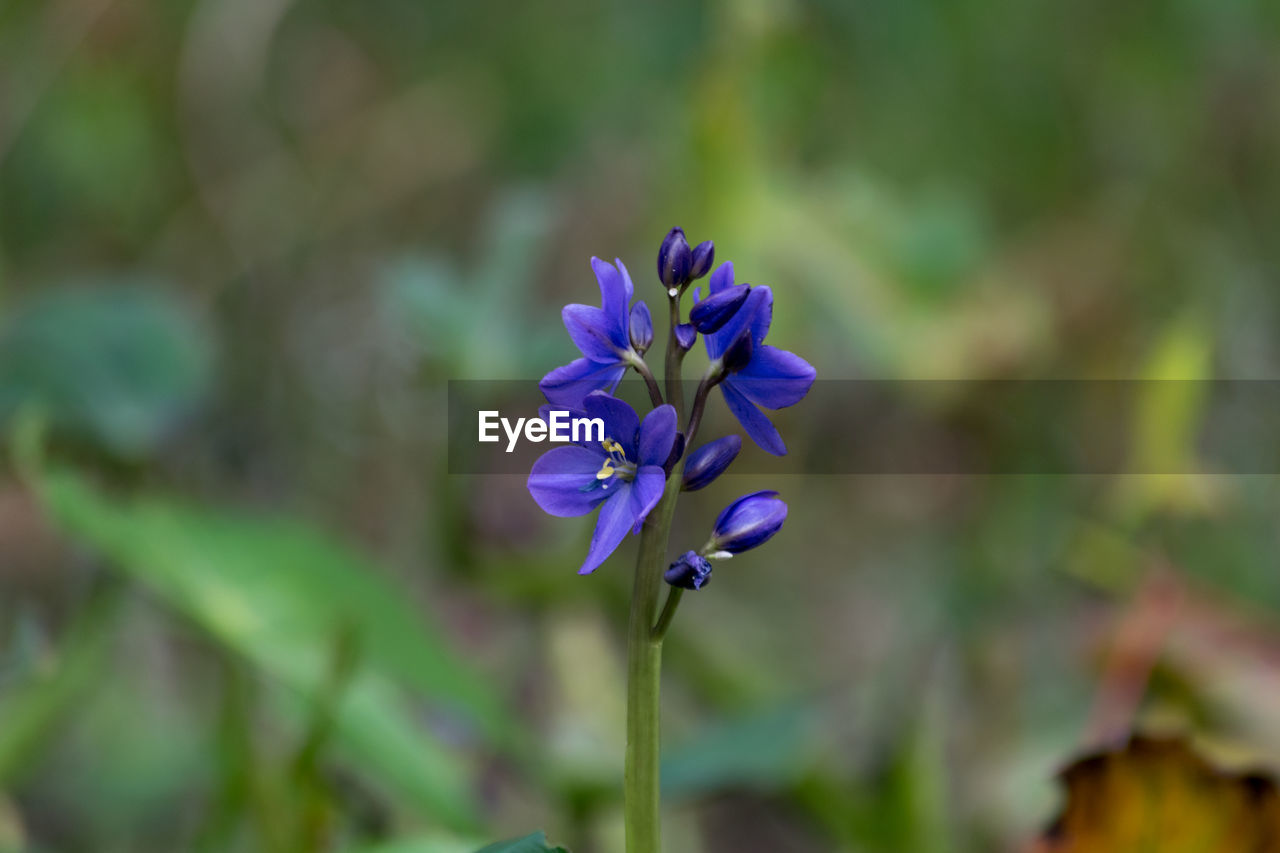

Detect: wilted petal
[527,446,609,517]
[665,551,712,590]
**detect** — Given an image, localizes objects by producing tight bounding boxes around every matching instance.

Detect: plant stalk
[624,467,682,853]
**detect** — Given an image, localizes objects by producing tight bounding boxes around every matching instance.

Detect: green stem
[663,295,685,421]
[624,457,683,853]
[651,588,683,642]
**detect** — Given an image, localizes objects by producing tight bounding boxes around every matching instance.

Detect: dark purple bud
[710,490,787,555]
[720,328,754,374]
[665,550,713,590]
[674,323,697,352]
[689,285,751,334]
[657,227,692,290]
[690,241,715,280]
[629,300,653,354]
[682,435,741,491]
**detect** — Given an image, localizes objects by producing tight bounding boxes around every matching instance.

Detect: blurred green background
[4,0,1280,851]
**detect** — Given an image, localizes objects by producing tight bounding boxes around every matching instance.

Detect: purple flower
[673,323,697,352]
[689,284,750,334]
[665,551,712,590]
[629,301,653,354]
[695,262,816,456]
[528,392,678,574]
[657,228,693,290]
[690,241,715,280]
[709,490,788,555]
[682,435,741,491]
[539,258,640,407]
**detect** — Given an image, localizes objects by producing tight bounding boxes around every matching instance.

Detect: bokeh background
[4,0,1280,851]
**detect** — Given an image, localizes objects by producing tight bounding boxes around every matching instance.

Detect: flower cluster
[527,227,815,583]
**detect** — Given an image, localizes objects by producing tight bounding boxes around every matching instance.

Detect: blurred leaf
[30,465,515,828]
[472,831,569,853]
[1037,736,1280,852]
[350,835,483,853]
[0,286,213,457]
[661,705,817,799]
[379,188,561,377]
[0,579,121,784]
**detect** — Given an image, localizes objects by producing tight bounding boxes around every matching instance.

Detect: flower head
[657,228,693,291]
[673,323,697,352]
[690,241,715,280]
[629,300,653,354]
[708,490,788,555]
[528,392,678,574]
[681,435,741,491]
[539,258,640,407]
[695,262,816,455]
[665,551,713,590]
[689,284,750,334]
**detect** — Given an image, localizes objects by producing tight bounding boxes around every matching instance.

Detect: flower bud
[682,435,741,491]
[629,300,653,354]
[709,490,787,554]
[665,550,712,590]
[657,227,693,291]
[674,323,697,352]
[720,328,754,374]
[690,241,715,280]
[689,285,750,334]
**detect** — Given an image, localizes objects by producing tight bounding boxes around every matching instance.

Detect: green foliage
[0,286,212,457]
[30,464,513,830]
[472,831,569,853]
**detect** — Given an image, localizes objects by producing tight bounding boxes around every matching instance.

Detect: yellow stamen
[602,438,624,456]
[596,462,615,480]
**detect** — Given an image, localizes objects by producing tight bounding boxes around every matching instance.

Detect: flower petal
[579,483,636,574]
[581,391,641,456]
[706,286,767,360]
[627,466,666,534]
[540,358,627,407]
[591,257,631,328]
[708,261,735,295]
[747,285,774,343]
[732,345,816,409]
[563,303,627,362]
[689,285,751,334]
[615,258,635,305]
[637,404,678,468]
[527,445,609,517]
[720,380,788,456]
